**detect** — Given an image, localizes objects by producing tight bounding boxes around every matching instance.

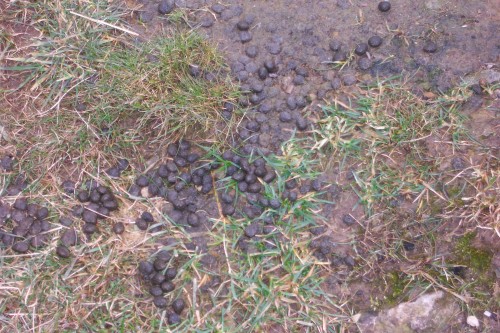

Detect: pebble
[423,40,438,53]
[368,35,383,48]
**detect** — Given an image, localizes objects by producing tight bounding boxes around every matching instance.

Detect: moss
[454,232,492,273]
[384,271,409,306]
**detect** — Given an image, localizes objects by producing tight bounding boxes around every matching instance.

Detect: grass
[1,0,242,179]
[307,78,499,318]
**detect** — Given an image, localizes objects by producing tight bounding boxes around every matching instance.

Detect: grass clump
[89,33,240,143]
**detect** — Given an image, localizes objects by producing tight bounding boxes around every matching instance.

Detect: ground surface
[0,0,499,332]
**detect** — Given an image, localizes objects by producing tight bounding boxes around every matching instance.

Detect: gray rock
[355,291,460,333]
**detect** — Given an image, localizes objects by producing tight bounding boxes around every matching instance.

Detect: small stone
[158,0,175,15]
[423,40,438,53]
[56,245,71,258]
[368,35,383,48]
[378,1,391,12]
[466,315,479,328]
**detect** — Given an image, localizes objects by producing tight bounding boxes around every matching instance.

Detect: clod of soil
[56,245,71,258]
[171,298,185,314]
[368,35,383,48]
[378,1,391,12]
